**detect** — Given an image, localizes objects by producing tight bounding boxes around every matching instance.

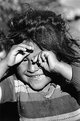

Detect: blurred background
[0,0,80,121]
[0,0,80,39]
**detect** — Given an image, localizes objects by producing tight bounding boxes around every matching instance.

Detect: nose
[27,60,39,73]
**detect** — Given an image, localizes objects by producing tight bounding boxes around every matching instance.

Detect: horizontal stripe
[14,79,80,121]
[18,88,69,102]
[20,108,80,121]
[14,80,69,102]
[18,95,80,118]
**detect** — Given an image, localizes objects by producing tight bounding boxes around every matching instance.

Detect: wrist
[4,57,10,69]
[54,61,72,80]
[53,60,61,73]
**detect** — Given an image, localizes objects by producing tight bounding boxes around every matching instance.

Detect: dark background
[0,102,19,121]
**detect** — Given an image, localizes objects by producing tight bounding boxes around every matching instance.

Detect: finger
[38,53,43,65]
[41,52,47,62]
[15,51,30,63]
[22,52,30,58]
[38,54,47,68]
[12,46,27,56]
[31,55,38,63]
[13,45,33,56]
[19,43,34,51]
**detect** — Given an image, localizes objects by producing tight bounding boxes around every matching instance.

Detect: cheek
[17,62,28,75]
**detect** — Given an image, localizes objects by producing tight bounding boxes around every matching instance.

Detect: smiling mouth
[32,75,42,78]
[25,74,43,78]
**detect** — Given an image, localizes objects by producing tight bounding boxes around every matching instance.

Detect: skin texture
[16,41,52,91]
[16,40,72,91]
[0,41,34,80]
[0,50,6,61]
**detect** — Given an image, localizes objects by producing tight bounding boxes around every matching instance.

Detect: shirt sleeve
[71,64,80,105]
[0,77,16,103]
[71,64,80,91]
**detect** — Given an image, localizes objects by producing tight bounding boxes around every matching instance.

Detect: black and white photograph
[0,0,80,121]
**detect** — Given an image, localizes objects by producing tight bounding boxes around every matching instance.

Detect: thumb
[23,51,30,58]
[15,52,30,64]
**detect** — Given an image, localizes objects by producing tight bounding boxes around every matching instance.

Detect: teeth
[32,75,41,78]
[34,75,40,78]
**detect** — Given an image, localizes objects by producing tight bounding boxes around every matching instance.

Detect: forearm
[55,61,80,104]
[56,62,80,91]
[0,58,9,81]
[71,64,80,91]
[55,61,72,81]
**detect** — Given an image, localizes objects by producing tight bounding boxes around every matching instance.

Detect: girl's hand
[32,51,59,73]
[6,43,34,67]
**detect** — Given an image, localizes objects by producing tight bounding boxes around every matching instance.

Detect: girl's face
[16,41,52,91]
[0,50,6,61]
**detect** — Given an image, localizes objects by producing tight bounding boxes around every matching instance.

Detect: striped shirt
[0,75,80,121]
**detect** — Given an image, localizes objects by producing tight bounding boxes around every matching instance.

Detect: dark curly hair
[0,30,14,53]
[7,8,80,64]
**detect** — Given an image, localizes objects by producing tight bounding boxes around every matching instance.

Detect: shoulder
[0,75,16,103]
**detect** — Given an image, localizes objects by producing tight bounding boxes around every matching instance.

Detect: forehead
[23,40,41,59]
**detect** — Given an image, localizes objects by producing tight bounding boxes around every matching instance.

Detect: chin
[23,75,51,91]
[30,84,45,91]
[29,80,50,91]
